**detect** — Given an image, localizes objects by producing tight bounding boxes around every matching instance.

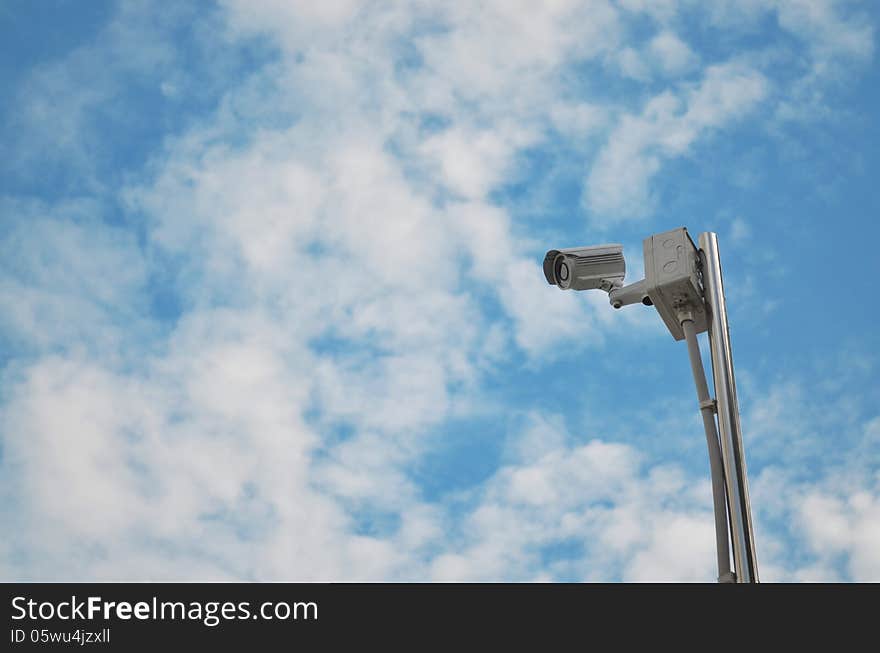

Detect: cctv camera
[543,244,625,291]
[542,229,708,340]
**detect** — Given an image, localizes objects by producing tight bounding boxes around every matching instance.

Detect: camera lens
[557,260,569,282]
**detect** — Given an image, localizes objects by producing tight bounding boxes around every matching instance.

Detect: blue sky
[1,0,878,581]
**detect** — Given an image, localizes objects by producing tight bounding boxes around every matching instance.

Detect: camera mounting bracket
[609,227,707,341]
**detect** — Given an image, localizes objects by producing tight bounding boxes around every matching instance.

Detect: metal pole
[681,318,733,582]
[698,232,759,583]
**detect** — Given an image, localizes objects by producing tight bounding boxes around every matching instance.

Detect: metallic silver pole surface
[698,232,759,583]
[681,318,733,582]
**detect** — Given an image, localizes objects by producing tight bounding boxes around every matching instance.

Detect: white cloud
[624,514,716,581]
[2,0,619,581]
[419,124,538,200]
[586,62,768,221]
[775,0,874,64]
[548,101,608,138]
[427,417,720,582]
[2,1,217,190]
[752,467,880,582]
[729,216,752,243]
[741,349,880,581]
[691,0,874,67]
[616,47,651,81]
[0,199,150,356]
[649,31,698,75]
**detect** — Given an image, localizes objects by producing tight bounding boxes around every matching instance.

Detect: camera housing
[543,244,625,291]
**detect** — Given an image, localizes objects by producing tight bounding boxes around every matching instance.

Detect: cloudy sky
[1,0,878,582]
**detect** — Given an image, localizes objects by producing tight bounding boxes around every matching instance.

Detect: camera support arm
[608,279,651,309]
